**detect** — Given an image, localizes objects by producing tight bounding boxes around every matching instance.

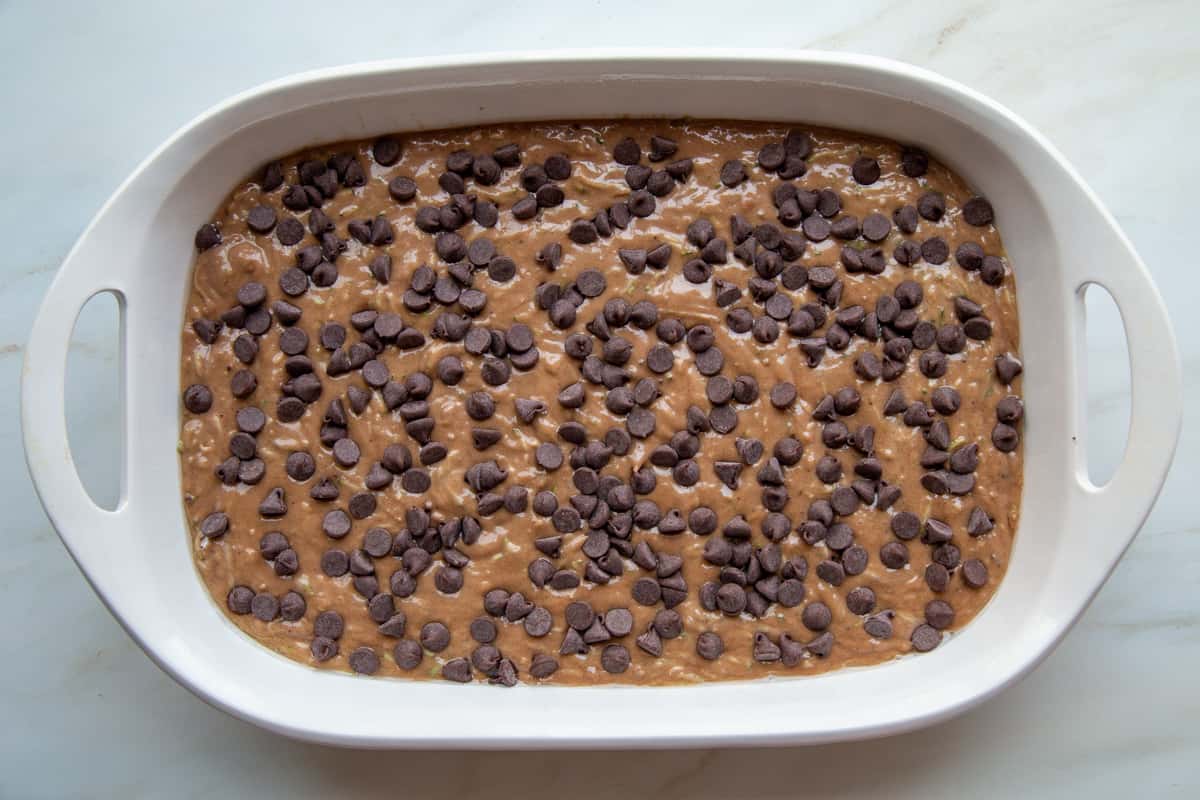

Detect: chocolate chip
[391,639,422,670]
[480,357,510,386]
[624,189,654,217]
[244,592,277,623]
[274,216,304,246]
[280,591,306,622]
[962,196,995,226]
[909,624,941,652]
[564,218,598,245]
[720,160,747,187]
[196,511,229,539]
[695,347,724,376]
[802,602,832,632]
[953,241,984,271]
[646,170,675,197]
[366,135,401,166]
[757,142,786,171]
[194,223,221,251]
[934,323,965,354]
[183,384,213,414]
[258,487,287,518]
[523,607,552,637]
[854,212,889,242]
[344,646,380,675]
[331,438,360,468]
[524,653,557,679]
[851,156,881,185]
[258,531,288,562]
[752,632,781,663]
[483,589,511,617]
[918,350,947,379]
[917,237,948,265]
[645,344,675,375]
[963,315,992,340]
[845,586,876,615]
[981,255,1006,285]
[246,205,278,234]
[321,508,350,538]
[388,175,417,202]
[685,631,723,664]
[465,617,497,645]
[346,571,378,601]
[924,599,955,631]
[992,423,1020,452]
[817,558,846,586]
[623,164,653,193]
[631,577,662,606]
[997,395,1025,424]
[967,507,995,536]
[715,583,746,615]
[803,215,831,242]
[441,658,472,683]
[557,601,592,632]
[769,382,797,409]
[310,637,337,662]
[466,644,501,679]
[921,561,950,593]
[949,443,979,474]
[880,540,910,569]
[917,191,946,221]
[313,610,344,640]
[773,577,805,608]
[419,621,451,652]
[613,137,642,165]
[600,644,630,674]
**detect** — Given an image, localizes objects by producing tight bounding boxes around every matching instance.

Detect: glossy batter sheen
[179,120,1023,684]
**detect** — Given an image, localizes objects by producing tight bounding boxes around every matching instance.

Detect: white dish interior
[22,51,1181,747]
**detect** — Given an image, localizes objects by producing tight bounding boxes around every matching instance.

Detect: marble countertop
[3,1,1196,796]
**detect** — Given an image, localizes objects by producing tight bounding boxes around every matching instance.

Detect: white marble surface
[3,1,1197,796]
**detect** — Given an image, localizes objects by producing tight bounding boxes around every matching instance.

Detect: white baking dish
[22,51,1181,748]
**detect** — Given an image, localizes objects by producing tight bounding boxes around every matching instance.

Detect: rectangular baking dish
[21,51,1181,748]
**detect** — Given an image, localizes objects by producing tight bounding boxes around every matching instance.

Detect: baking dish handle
[1066,251,1181,578]
[21,257,129,574]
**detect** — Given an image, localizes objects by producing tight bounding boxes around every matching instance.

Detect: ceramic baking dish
[22,51,1181,748]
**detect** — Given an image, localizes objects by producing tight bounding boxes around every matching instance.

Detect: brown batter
[179,120,1023,684]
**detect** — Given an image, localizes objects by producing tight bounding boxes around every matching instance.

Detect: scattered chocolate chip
[183,384,213,414]
[992,423,1020,452]
[967,507,995,536]
[851,156,881,185]
[720,160,747,187]
[194,223,221,251]
[688,632,721,662]
[962,196,995,226]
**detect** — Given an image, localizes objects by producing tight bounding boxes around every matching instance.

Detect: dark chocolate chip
[613,137,642,165]
[851,156,881,185]
[802,602,832,631]
[720,160,747,187]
